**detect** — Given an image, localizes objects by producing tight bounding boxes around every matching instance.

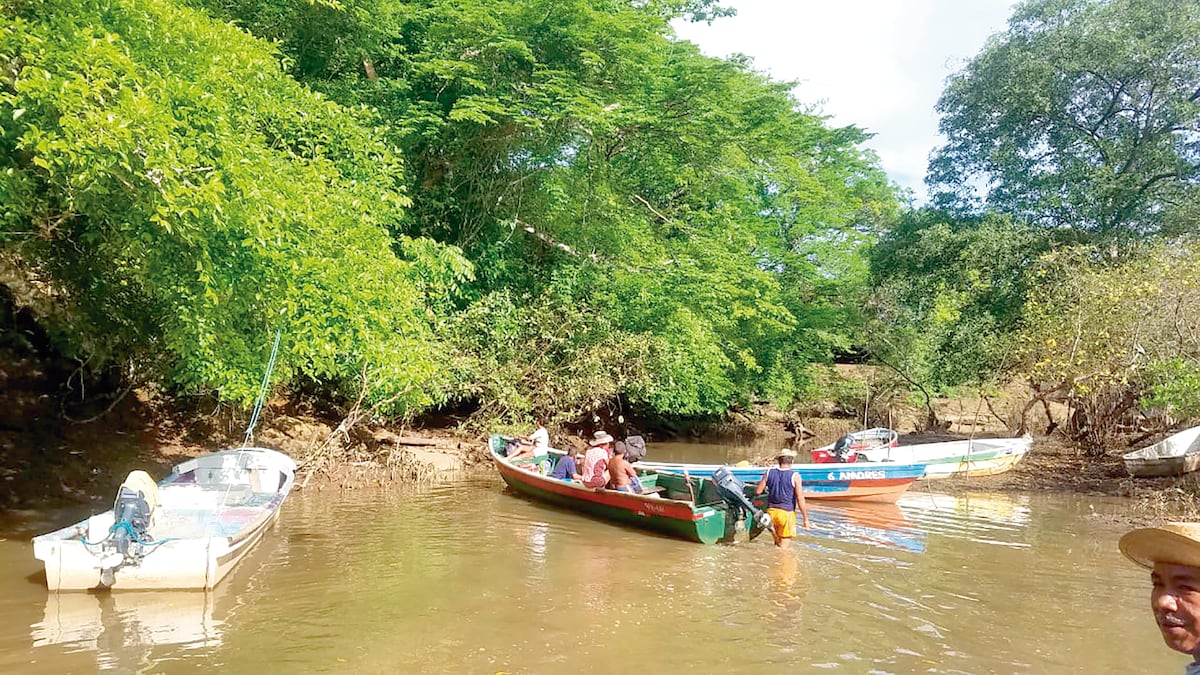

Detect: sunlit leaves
[930,0,1200,240]
[1,0,470,411]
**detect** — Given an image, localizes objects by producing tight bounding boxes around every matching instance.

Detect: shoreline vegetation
[4,0,1200,528]
[3,376,1197,528]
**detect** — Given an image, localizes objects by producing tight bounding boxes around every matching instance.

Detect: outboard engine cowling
[711,466,754,512]
[832,434,858,462]
[111,486,153,557]
[97,471,159,587]
[711,466,770,541]
[623,435,647,463]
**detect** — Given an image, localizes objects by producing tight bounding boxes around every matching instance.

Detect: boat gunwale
[491,447,712,520]
[32,446,297,590]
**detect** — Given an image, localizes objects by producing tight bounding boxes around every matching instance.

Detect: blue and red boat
[635,459,925,503]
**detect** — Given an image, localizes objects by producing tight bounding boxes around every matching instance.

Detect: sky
[672,0,1020,203]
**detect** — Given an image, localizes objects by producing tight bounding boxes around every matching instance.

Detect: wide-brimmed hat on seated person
[777,448,797,459]
[590,431,615,446]
[1119,521,1200,569]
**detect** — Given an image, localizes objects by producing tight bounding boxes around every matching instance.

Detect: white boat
[857,435,1032,480]
[33,447,295,591]
[1122,426,1200,477]
[810,427,899,462]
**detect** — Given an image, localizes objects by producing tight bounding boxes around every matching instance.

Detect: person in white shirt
[506,425,551,463]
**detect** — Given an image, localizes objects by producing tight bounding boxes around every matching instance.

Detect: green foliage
[930,0,1200,240]
[0,0,471,410]
[193,0,898,417]
[865,209,1047,391]
[1144,358,1200,419]
[442,284,655,421]
[1016,244,1200,435]
[1,0,900,422]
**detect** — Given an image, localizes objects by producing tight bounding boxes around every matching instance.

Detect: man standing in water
[755,449,810,548]
[1120,522,1200,673]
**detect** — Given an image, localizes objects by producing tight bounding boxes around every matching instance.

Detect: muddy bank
[0,386,486,512]
[1,370,1196,526]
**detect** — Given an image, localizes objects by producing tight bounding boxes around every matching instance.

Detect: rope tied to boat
[81,521,178,548]
[243,328,283,448]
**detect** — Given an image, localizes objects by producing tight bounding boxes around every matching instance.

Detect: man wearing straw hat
[581,430,615,489]
[1120,522,1200,672]
[754,449,810,548]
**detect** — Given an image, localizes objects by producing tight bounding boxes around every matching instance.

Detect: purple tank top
[766,468,796,510]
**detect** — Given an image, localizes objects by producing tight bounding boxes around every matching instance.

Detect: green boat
[490,435,765,545]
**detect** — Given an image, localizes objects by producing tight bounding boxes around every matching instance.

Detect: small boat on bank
[633,459,925,503]
[1122,426,1200,477]
[33,447,296,591]
[858,435,1032,480]
[810,427,899,463]
[490,436,766,544]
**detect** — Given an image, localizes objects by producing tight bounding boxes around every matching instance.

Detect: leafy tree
[0,0,471,411]
[2,0,899,424]
[929,0,1200,241]
[192,0,898,417]
[866,209,1047,393]
[1016,244,1200,445]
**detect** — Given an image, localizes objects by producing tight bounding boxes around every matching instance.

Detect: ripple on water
[0,478,1183,673]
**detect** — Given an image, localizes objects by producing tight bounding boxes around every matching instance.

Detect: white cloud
[673,0,1018,202]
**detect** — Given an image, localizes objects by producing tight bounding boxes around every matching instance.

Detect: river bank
[1,370,1196,525]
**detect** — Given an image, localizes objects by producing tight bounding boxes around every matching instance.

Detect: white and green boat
[858,435,1032,480]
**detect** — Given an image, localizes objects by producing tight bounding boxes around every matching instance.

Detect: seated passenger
[507,424,549,463]
[581,431,614,488]
[528,425,550,454]
[506,437,536,462]
[549,447,583,482]
[607,443,643,494]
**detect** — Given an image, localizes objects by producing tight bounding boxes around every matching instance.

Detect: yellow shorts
[767,507,796,539]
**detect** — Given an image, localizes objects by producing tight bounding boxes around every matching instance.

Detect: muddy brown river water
[0,440,1185,673]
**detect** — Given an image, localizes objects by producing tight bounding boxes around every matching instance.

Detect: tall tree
[191,0,898,417]
[929,0,1200,241]
[0,0,471,411]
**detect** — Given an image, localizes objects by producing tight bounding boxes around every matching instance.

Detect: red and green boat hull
[491,445,730,545]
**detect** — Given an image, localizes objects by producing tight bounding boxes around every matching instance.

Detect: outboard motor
[711,466,770,541]
[111,485,153,558]
[97,470,159,587]
[831,433,858,462]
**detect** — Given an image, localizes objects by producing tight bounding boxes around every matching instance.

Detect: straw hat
[589,431,615,446]
[1119,522,1200,569]
[777,448,797,459]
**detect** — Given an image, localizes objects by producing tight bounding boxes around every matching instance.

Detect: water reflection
[899,490,1032,548]
[0,476,1184,673]
[32,591,223,666]
[805,502,925,553]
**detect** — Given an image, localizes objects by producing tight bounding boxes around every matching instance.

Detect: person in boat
[527,425,550,454]
[1119,522,1200,672]
[754,448,811,548]
[506,424,550,463]
[607,442,643,494]
[549,446,583,482]
[581,431,614,489]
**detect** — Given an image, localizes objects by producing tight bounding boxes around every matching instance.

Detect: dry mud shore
[1,390,1195,528]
